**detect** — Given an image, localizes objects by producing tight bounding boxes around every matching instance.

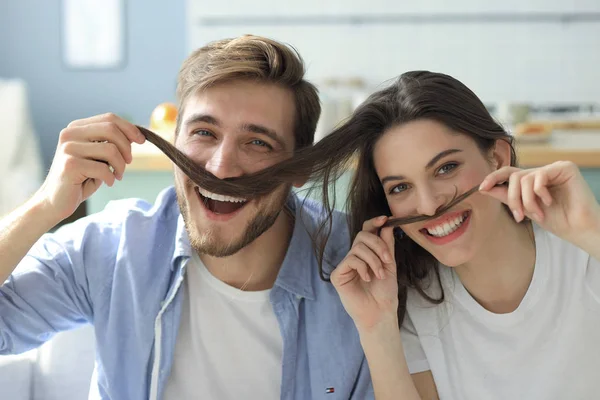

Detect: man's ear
[490,139,513,170]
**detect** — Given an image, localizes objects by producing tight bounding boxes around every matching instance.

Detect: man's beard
[176,182,291,257]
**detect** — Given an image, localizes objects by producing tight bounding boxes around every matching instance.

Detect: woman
[325,71,600,399]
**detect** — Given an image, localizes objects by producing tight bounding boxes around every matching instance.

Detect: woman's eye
[390,183,409,194]
[438,162,458,175]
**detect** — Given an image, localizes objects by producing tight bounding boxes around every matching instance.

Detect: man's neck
[454,213,536,314]
[198,208,295,291]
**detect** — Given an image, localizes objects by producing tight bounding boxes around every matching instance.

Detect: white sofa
[0,78,43,216]
[0,79,96,399]
[0,326,96,400]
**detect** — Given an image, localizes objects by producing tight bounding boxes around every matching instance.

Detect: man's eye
[193,129,213,137]
[250,139,273,149]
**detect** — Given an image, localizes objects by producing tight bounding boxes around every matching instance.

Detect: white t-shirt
[163,252,283,400]
[402,224,600,399]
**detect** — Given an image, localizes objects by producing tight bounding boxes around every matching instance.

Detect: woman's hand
[331,216,399,332]
[479,161,600,248]
[332,217,425,400]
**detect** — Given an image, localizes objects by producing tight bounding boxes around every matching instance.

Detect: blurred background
[1,1,600,398]
[2,0,600,220]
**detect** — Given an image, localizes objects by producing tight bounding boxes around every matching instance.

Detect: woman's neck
[454,212,536,314]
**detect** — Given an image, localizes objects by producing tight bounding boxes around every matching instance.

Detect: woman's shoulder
[404,266,456,324]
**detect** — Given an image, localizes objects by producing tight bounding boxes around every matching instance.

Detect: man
[0,35,373,399]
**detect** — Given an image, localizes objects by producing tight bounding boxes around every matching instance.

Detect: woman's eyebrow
[425,149,462,169]
[380,148,463,185]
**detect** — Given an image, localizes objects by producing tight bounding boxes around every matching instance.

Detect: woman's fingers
[521,173,545,221]
[353,230,393,265]
[479,166,521,191]
[362,215,388,233]
[351,242,385,281]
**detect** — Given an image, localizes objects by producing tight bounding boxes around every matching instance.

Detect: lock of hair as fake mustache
[136,125,357,199]
[381,184,481,228]
[137,126,486,227]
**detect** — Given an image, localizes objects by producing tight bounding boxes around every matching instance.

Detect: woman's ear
[490,139,512,170]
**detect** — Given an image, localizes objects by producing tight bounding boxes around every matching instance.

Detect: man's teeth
[196,187,246,203]
[426,213,467,237]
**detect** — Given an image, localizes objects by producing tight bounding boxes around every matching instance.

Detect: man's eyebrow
[183,113,221,127]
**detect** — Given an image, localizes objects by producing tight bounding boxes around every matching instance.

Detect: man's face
[174,80,298,257]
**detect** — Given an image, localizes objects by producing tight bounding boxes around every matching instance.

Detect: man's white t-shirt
[402,224,600,399]
[163,252,283,400]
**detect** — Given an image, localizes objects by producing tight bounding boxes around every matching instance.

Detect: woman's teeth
[426,212,468,237]
[196,187,246,203]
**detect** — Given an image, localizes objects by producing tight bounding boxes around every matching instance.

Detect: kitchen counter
[129,145,173,171]
[515,130,600,167]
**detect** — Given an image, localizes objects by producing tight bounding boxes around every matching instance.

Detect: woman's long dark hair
[140,70,517,324]
[318,71,518,323]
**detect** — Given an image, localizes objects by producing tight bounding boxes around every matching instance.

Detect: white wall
[187,0,600,104]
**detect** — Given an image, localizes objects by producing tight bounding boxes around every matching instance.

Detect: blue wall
[0,0,186,169]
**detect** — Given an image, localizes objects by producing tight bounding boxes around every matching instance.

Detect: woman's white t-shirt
[402,224,600,399]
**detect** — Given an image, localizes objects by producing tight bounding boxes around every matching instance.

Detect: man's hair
[176,34,321,151]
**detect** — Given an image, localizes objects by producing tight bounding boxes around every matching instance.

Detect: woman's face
[373,119,511,267]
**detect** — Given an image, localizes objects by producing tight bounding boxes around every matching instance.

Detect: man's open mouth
[195,187,248,215]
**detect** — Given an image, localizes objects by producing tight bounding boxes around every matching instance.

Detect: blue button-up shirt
[0,187,374,399]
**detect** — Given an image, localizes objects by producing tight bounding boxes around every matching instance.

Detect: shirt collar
[171,213,192,270]
[273,193,318,301]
